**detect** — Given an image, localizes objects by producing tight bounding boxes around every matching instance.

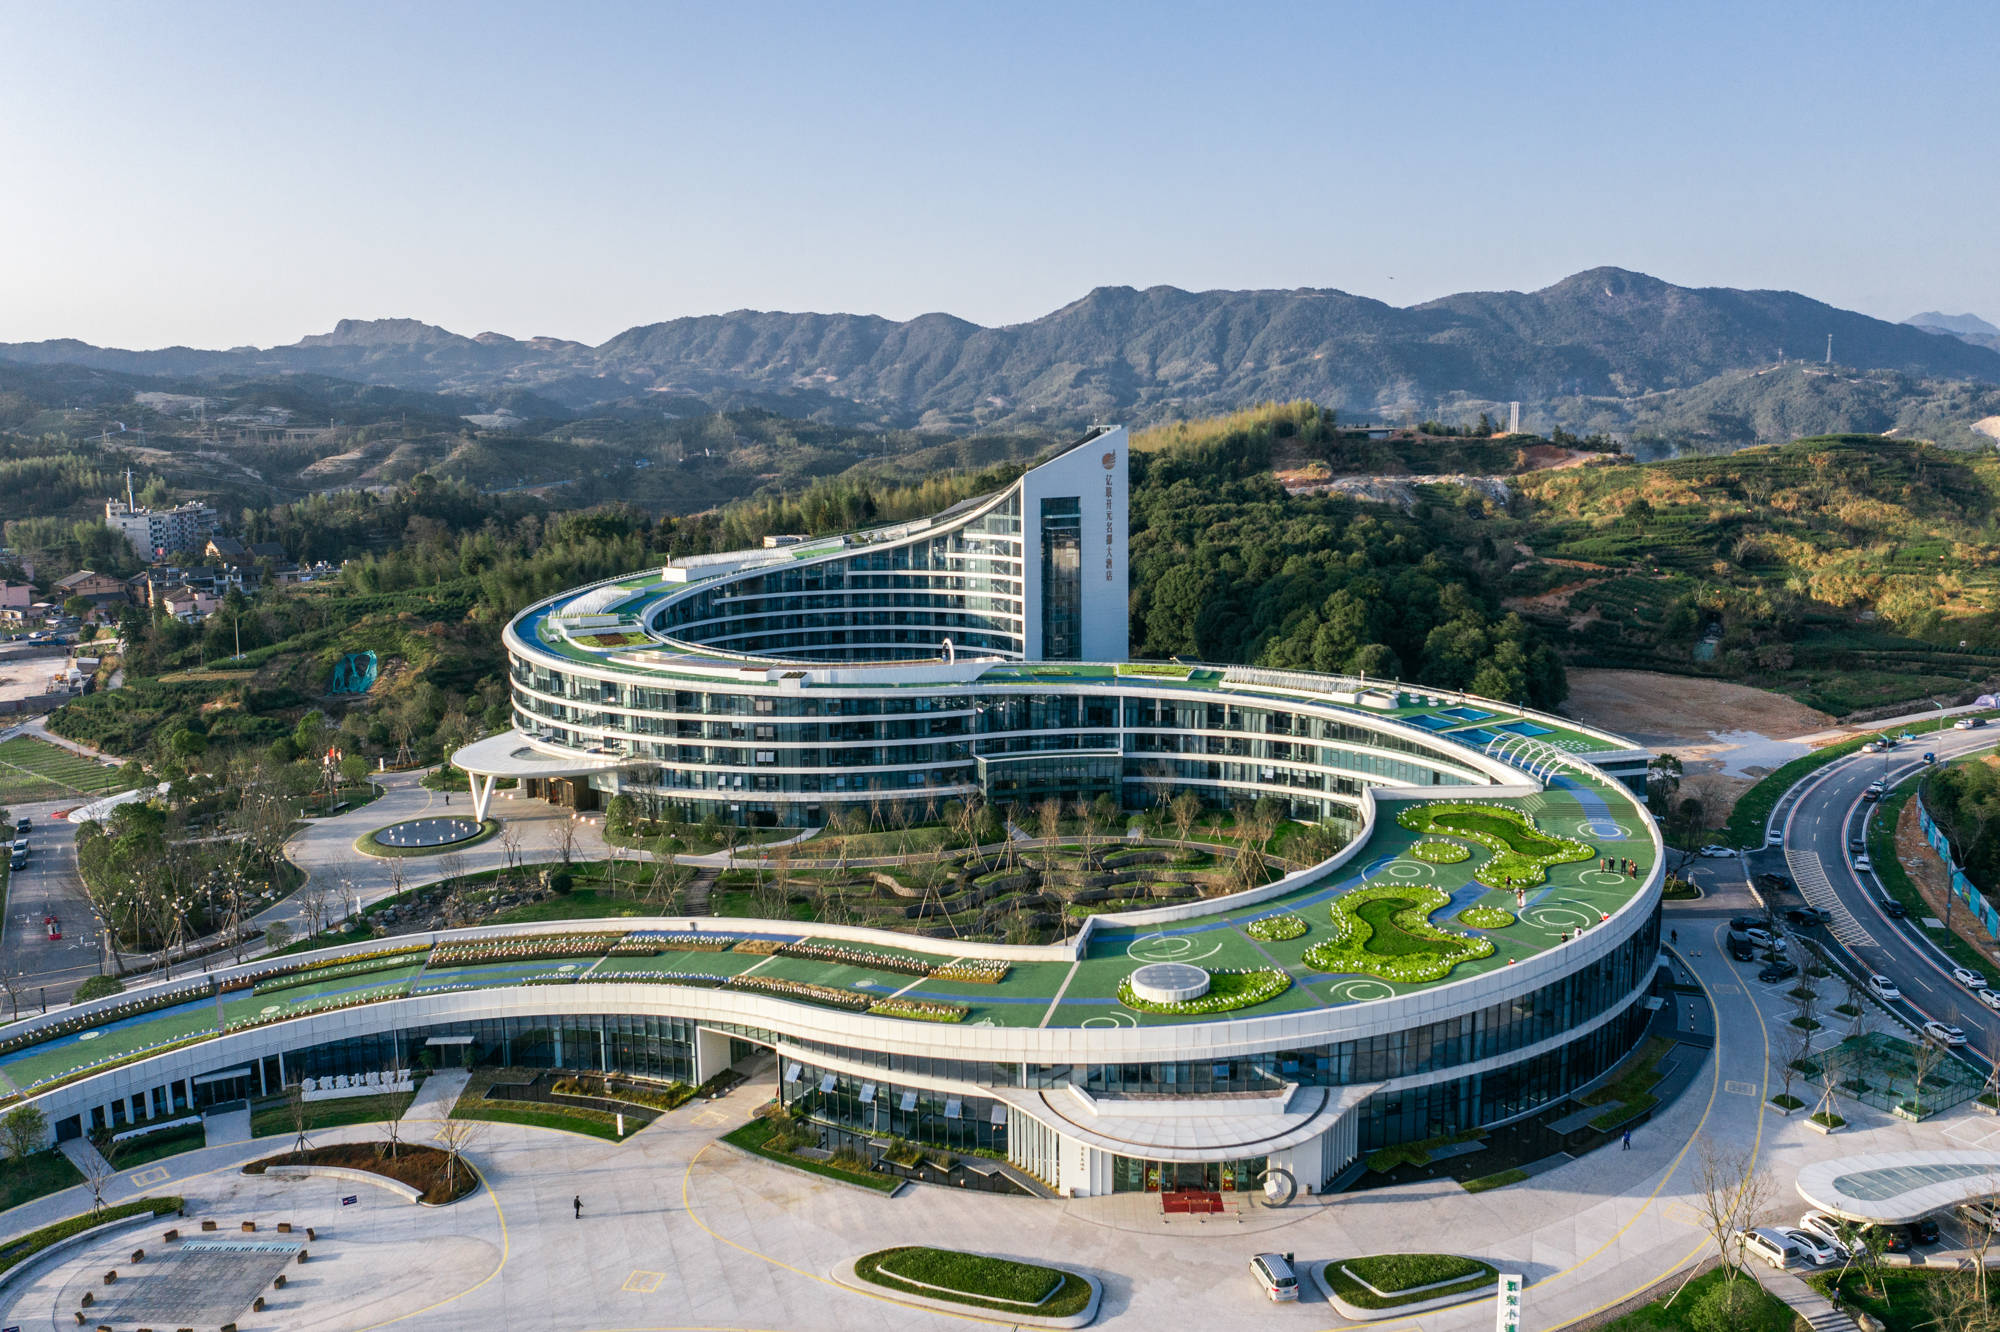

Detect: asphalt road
[1745,724,2000,1068]
[0,795,109,1010]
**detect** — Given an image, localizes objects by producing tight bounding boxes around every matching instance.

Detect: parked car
[1867,1225,1912,1254]
[1727,934,1757,962]
[1758,960,1799,983]
[1757,872,1797,893]
[1854,853,1874,874]
[1905,1217,1941,1246]
[1880,897,1907,918]
[1953,965,1989,991]
[11,817,26,833]
[1743,926,1776,947]
[1739,1227,1804,1270]
[1781,1229,1841,1266]
[1248,1253,1299,1302]
[1861,787,1882,803]
[1785,907,1829,928]
[1868,974,1901,1000]
[1849,834,1867,854]
[7,852,21,872]
[1730,915,1766,932]
[1978,989,2000,1012]
[1767,826,1786,845]
[1797,1211,1851,1254]
[1958,1198,2000,1230]
[1699,844,1737,859]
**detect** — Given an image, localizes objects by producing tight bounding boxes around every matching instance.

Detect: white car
[1869,974,1901,1000]
[1798,1210,1851,1256]
[1923,1021,1968,1048]
[1248,1253,1299,1302]
[1767,826,1785,845]
[1954,966,1989,991]
[1743,927,1776,948]
[1699,845,1736,859]
[1782,1229,1841,1266]
[1739,1227,1804,1270]
[1854,853,1874,874]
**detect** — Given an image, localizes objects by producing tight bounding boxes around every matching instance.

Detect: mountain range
[7,267,2000,435]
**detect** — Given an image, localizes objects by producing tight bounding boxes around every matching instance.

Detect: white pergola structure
[448,731,626,821]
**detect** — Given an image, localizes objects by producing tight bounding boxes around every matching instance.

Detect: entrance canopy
[1796,1151,2000,1224]
[449,729,627,819]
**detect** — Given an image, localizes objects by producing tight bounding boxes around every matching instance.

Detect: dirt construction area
[1560,668,1835,803]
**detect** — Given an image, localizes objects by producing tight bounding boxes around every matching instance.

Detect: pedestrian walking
[1670,929,1678,946]
[573,1195,582,1220]
[1621,1129,1632,1151]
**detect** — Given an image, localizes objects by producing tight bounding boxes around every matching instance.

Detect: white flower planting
[1305,883,1495,983]
[1116,968,1292,1015]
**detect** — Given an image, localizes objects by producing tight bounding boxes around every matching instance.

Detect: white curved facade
[0,430,1666,1202]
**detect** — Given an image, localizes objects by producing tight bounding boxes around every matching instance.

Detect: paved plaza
[0,899,1984,1330]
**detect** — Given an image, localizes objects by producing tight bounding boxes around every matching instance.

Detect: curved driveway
[1757,725,2000,1063]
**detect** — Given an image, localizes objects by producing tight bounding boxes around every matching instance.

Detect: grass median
[855,1245,1093,1316]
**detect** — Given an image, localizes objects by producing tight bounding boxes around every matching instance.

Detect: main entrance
[1112,1155,1266,1193]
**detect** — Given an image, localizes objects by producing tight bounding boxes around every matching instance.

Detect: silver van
[1740,1227,1803,1270]
[1249,1252,1299,1302]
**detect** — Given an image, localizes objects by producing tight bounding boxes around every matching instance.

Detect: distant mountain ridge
[6,267,1999,431]
[1906,310,2000,354]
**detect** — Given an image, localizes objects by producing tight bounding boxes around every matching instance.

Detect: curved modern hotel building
[1,429,1664,1200]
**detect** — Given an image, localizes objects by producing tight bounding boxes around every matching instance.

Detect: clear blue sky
[2,1,1995,349]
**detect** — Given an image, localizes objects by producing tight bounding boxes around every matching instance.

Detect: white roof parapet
[450,730,629,780]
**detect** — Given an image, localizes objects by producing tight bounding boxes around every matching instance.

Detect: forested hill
[7,267,1997,432]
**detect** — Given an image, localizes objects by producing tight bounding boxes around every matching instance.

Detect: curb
[0,1211,165,1301]
[830,1256,1100,1327]
[1310,1261,1497,1322]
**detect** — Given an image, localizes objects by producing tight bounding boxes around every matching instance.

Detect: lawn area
[1809,1268,1993,1332]
[1396,802,1592,885]
[1582,1036,1673,1130]
[721,1115,898,1192]
[1460,1168,1527,1193]
[485,887,660,925]
[0,736,133,803]
[0,1150,83,1214]
[1323,1253,1497,1309]
[250,1090,416,1139]
[108,1122,208,1167]
[857,1246,1094,1317]
[1304,883,1495,983]
[1600,1267,1796,1332]
[449,1074,628,1142]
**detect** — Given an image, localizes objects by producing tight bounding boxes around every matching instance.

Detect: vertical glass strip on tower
[1039,496,1082,660]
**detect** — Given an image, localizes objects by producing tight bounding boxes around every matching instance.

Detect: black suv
[1756,872,1796,893]
[1728,935,1757,962]
[1758,959,1799,983]
[1786,906,1833,927]
[1880,897,1908,918]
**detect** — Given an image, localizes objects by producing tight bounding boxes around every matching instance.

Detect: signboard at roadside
[1497,1272,1523,1332]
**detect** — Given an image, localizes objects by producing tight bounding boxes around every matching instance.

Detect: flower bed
[1305,883,1494,983]
[1409,839,1471,864]
[222,942,431,993]
[777,940,933,977]
[1116,967,1292,1015]
[428,933,625,968]
[1245,913,1307,942]
[1456,905,1516,930]
[589,969,728,988]
[868,998,968,1023]
[728,974,872,1011]
[254,952,421,995]
[612,931,736,954]
[929,958,1009,984]
[1396,801,1593,886]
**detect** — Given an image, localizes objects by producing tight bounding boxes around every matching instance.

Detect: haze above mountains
[6,266,2000,450]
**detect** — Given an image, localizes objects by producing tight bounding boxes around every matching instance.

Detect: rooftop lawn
[0,770,1654,1093]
